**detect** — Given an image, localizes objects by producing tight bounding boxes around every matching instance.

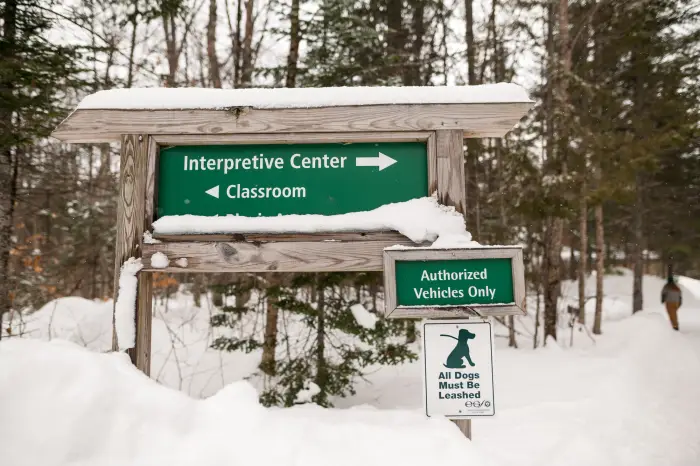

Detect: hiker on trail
[661,275,682,331]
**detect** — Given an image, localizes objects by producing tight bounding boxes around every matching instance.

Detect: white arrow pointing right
[355,152,397,171]
[205,185,220,199]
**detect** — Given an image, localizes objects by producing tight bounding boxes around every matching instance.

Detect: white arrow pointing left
[355,152,397,171]
[205,185,220,199]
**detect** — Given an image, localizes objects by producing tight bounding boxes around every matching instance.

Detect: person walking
[661,274,682,331]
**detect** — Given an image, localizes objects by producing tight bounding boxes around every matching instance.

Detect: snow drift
[0,338,483,466]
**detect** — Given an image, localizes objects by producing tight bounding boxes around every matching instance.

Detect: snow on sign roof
[76,83,532,110]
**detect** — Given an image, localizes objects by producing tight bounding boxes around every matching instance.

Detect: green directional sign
[395,258,514,306]
[383,248,526,318]
[157,142,428,218]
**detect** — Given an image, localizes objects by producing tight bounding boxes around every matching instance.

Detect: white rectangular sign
[422,320,495,418]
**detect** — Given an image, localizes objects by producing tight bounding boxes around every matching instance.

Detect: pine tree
[210,272,416,407]
[0,0,82,337]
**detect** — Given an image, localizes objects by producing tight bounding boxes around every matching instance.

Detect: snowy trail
[336,272,700,466]
[3,271,700,465]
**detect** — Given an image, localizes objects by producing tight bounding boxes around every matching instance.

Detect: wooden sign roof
[52,84,533,143]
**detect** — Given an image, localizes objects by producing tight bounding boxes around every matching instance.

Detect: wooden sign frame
[53,96,532,376]
[100,128,470,373]
[54,92,533,442]
[383,247,526,319]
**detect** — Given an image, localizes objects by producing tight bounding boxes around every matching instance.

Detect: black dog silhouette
[441,329,476,368]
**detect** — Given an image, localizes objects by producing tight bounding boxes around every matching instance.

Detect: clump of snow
[0,338,485,466]
[350,303,378,330]
[429,233,479,248]
[152,197,468,244]
[114,257,143,351]
[76,84,532,111]
[175,257,189,268]
[294,381,322,404]
[150,252,170,269]
[143,231,161,244]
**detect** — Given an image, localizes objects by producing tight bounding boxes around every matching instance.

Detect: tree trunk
[508,315,518,348]
[632,173,644,313]
[465,0,476,86]
[543,0,563,344]
[285,0,300,88]
[569,239,576,280]
[578,178,588,324]
[544,219,563,343]
[534,261,542,349]
[162,11,179,87]
[0,0,18,340]
[126,1,139,88]
[240,0,255,86]
[593,203,604,334]
[464,0,481,239]
[406,0,425,85]
[207,0,222,88]
[315,276,327,405]
[260,287,279,375]
[386,0,404,79]
[232,0,243,86]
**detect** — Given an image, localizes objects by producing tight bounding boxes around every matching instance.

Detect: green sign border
[382,246,526,319]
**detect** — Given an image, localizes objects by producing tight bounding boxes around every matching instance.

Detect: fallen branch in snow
[114,258,143,351]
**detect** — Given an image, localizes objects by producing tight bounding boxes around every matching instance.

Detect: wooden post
[112,134,153,375]
[435,129,471,439]
[435,130,467,217]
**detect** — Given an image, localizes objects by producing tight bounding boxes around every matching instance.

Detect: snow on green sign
[157,142,428,218]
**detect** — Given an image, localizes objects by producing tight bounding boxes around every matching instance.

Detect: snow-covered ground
[2,269,700,465]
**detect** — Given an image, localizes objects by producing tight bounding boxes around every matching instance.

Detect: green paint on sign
[395,258,514,307]
[157,142,428,218]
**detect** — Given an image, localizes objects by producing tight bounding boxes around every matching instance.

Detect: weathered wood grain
[51,103,533,143]
[152,231,410,243]
[153,131,432,146]
[134,273,152,375]
[144,136,158,228]
[427,132,438,195]
[112,134,153,375]
[141,239,420,273]
[436,129,467,217]
[131,136,158,375]
[112,134,148,352]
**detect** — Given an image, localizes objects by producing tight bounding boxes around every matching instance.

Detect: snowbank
[76,83,532,110]
[0,338,484,466]
[4,296,113,351]
[152,196,469,244]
